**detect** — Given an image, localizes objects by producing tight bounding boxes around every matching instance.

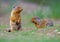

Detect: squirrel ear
[13,6,15,8]
[13,5,16,8]
[13,5,20,8]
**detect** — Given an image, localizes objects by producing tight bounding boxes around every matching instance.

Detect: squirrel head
[11,6,23,14]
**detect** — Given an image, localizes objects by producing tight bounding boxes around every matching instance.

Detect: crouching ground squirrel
[32,17,53,29]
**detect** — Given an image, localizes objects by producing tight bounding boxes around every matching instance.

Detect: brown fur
[9,6,23,32]
[32,17,53,29]
[32,17,46,29]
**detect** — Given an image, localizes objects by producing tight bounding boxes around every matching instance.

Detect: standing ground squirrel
[8,6,23,32]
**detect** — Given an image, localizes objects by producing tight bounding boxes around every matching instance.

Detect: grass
[0,25,9,28]
[0,22,60,42]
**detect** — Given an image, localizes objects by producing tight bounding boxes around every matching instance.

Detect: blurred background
[0,0,60,42]
[0,0,60,25]
[0,0,60,29]
[0,0,60,28]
